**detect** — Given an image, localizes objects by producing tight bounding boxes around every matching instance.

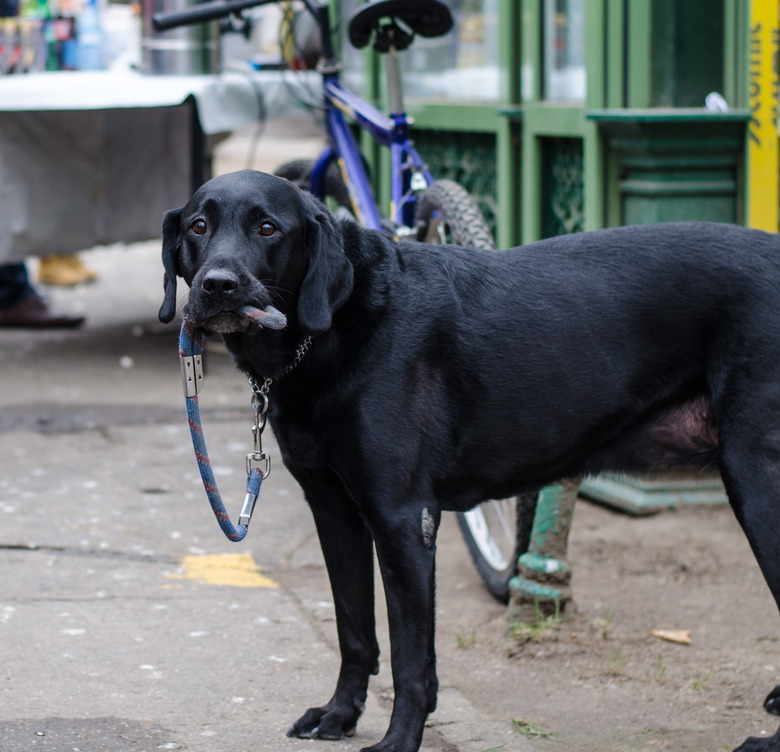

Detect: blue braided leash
[178,305,287,542]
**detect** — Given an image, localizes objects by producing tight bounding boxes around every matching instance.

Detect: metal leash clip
[245,391,271,480]
[239,381,275,529]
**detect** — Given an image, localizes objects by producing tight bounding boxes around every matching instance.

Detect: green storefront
[344,0,777,249]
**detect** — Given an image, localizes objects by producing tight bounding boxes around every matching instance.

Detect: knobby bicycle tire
[414,179,495,250]
[274,158,352,211]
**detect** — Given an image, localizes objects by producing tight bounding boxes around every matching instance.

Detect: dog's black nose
[202,269,239,297]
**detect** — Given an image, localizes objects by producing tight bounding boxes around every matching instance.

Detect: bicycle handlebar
[153,0,324,31]
[152,0,275,31]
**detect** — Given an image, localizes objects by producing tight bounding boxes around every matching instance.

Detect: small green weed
[587,604,616,640]
[602,605,615,637]
[457,629,477,649]
[607,646,626,676]
[655,653,666,683]
[509,599,564,643]
[692,664,713,692]
[512,718,554,739]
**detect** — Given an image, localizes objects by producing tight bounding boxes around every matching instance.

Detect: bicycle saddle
[349,0,453,51]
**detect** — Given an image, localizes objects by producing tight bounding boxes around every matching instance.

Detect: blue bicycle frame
[153,0,435,234]
[309,59,435,233]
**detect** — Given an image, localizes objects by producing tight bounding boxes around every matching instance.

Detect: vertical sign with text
[748,0,780,231]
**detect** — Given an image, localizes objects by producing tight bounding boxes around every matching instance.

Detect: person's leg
[0,262,85,328]
[0,262,35,309]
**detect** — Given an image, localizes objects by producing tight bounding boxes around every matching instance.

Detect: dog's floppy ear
[159,207,183,323]
[297,201,354,335]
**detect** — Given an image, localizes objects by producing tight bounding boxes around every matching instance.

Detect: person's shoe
[0,294,85,328]
[38,254,99,287]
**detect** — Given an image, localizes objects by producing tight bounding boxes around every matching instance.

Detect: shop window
[339,0,500,102]
[401,0,499,101]
[650,0,725,107]
[339,0,368,93]
[543,0,586,102]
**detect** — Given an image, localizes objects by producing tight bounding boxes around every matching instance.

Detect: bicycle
[153,0,534,602]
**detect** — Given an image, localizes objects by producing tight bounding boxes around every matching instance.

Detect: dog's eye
[192,219,207,235]
[259,222,276,237]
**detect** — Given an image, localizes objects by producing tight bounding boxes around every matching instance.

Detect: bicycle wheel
[457,490,538,602]
[414,179,495,250]
[274,158,352,212]
[414,179,531,601]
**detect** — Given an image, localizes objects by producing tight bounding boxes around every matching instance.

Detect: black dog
[160,169,780,752]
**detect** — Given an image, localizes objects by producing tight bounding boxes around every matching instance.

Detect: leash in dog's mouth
[237,305,287,330]
[178,304,288,542]
[195,304,289,335]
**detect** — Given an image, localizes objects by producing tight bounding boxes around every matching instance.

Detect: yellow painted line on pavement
[167,553,279,588]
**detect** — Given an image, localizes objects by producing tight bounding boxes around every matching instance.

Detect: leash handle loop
[179,319,259,542]
[176,307,301,543]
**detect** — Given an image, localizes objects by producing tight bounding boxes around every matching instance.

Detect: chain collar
[248,336,313,398]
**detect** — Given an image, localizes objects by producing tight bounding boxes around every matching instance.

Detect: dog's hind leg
[287,472,380,742]
[717,391,780,752]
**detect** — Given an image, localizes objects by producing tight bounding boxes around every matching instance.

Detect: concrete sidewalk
[0,135,526,752]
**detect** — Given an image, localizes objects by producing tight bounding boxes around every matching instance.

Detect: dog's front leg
[365,502,441,752]
[287,474,380,742]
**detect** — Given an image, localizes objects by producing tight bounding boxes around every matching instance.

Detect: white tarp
[0,70,305,260]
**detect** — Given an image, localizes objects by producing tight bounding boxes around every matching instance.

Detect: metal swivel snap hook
[240,389,271,528]
[246,388,272,479]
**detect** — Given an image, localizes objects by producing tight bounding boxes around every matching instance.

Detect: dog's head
[158,169,354,337]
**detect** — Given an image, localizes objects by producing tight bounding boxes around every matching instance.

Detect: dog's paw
[766,685,780,715]
[287,704,359,740]
[358,739,418,752]
[734,724,780,751]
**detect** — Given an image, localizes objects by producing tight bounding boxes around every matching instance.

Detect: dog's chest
[270,409,331,473]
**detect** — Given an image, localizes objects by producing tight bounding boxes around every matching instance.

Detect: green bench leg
[509,479,579,610]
